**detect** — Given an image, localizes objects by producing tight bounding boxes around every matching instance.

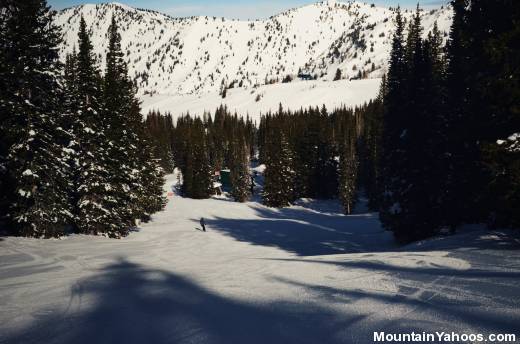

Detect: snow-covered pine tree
[230,137,251,202]
[136,152,166,222]
[127,101,166,221]
[73,16,123,237]
[0,0,74,237]
[263,125,295,207]
[102,15,142,230]
[103,16,166,224]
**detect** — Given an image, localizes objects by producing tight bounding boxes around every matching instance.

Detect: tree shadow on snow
[202,205,394,256]
[202,205,520,256]
[270,274,520,337]
[1,259,361,344]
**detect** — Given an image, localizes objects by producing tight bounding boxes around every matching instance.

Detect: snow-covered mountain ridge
[55,1,452,96]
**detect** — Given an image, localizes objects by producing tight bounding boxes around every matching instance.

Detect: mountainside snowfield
[1,173,519,344]
[55,1,452,96]
[141,78,380,121]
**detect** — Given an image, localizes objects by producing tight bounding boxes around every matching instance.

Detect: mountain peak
[55,1,452,96]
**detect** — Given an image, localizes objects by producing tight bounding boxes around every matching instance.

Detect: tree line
[146,1,519,244]
[366,2,520,243]
[3,0,516,244]
[0,1,165,238]
[258,104,370,213]
[149,102,374,214]
[147,106,256,202]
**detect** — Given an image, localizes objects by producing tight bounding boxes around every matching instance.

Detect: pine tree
[102,15,138,230]
[471,0,520,228]
[314,105,338,199]
[263,125,295,207]
[182,118,212,199]
[338,136,358,215]
[0,0,14,223]
[0,0,73,237]
[64,47,78,92]
[134,136,166,221]
[405,5,422,69]
[379,7,410,240]
[230,137,251,202]
[73,16,122,237]
[443,0,472,231]
[145,111,175,173]
[363,85,384,210]
[293,108,320,198]
[104,17,166,222]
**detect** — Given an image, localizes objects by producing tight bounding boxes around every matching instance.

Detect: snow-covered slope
[55,1,452,96]
[1,173,519,343]
[141,78,380,121]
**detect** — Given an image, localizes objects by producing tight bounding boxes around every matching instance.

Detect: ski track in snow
[1,174,520,344]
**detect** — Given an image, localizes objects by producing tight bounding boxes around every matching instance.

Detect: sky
[48,0,448,20]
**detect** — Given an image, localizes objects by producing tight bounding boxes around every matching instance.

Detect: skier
[200,217,206,232]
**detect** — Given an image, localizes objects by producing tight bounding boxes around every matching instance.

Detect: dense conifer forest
[1,0,518,243]
[1,3,520,343]
[146,0,519,244]
[1,1,165,238]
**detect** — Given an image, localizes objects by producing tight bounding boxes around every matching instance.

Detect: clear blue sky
[48,0,447,19]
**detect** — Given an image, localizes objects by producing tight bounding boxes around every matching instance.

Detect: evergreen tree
[0,0,14,223]
[338,134,358,215]
[470,0,520,228]
[293,108,320,198]
[0,0,73,237]
[73,16,123,237]
[314,105,338,199]
[377,6,449,242]
[263,126,295,207]
[104,18,166,222]
[133,134,166,221]
[230,137,251,202]
[363,89,384,210]
[145,111,175,173]
[181,118,212,199]
[379,7,411,241]
[64,47,78,92]
[443,0,472,230]
[103,15,139,230]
